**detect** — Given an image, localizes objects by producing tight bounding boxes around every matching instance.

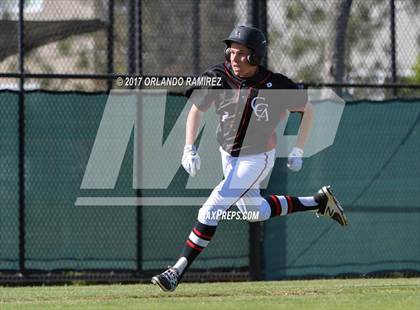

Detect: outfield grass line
[0,278,418,310]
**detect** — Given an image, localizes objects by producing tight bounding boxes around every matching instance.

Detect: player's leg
[262,186,348,226]
[152,149,271,291]
[236,189,270,221]
[233,149,322,222]
[237,186,348,227]
[151,219,217,292]
[178,151,271,261]
[237,185,348,225]
[233,151,347,225]
[236,180,327,222]
[234,149,275,221]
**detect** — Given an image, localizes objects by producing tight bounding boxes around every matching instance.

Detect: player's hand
[287,147,303,172]
[182,145,201,177]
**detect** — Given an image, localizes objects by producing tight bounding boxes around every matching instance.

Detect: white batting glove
[287,147,304,172]
[182,145,201,177]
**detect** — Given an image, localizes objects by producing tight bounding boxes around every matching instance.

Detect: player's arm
[185,104,203,145]
[287,102,313,172]
[289,101,314,149]
[182,104,204,177]
[183,75,215,176]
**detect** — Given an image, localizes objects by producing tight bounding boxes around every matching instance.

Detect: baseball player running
[152,25,348,292]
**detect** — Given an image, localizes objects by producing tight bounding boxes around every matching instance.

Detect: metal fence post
[135,0,143,275]
[128,0,136,75]
[247,0,259,27]
[192,0,200,75]
[247,0,259,281]
[390,0,397,97]
[18,0,26,274]
[107,0,114,90]
[259,0,267,67]
[127,0,141,274]
[247,0,268,282]
[136,0,142,75]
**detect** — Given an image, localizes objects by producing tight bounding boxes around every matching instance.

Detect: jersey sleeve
[184,69,220,111]
[280,75,308,110]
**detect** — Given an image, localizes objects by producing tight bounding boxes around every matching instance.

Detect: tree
[399,53,420,97]
[407,53,420,84]
[0,21,106,63]
[270,0,419,99]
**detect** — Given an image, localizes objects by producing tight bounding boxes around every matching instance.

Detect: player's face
[230,43,258,78]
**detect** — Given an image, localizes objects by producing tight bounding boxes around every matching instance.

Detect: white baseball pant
[197,147,275,225]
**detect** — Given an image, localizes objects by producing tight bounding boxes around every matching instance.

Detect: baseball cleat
[151,267,180,292]
[316,186,348,227]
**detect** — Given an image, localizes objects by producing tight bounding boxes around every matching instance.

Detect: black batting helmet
[224,25,267,66]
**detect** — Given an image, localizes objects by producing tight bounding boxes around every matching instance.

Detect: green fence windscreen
[0,91,419,278]
[0,91,19,270]
[264,100,420,279]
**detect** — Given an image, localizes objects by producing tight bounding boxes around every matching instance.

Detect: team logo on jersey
[251,97,269,122]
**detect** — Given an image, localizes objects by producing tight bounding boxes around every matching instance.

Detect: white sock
[298,196,318,207]
[173,257,188,274]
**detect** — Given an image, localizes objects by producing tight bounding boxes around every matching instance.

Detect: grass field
[0,278,419,309]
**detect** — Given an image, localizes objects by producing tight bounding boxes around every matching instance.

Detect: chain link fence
[0,0,419,97]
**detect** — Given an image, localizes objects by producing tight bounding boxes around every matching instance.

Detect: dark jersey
[186,62,307,157]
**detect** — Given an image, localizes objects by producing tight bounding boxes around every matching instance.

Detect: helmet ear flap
[247,52,260,66]
[226,47,261,65]
[224,47,231,62]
